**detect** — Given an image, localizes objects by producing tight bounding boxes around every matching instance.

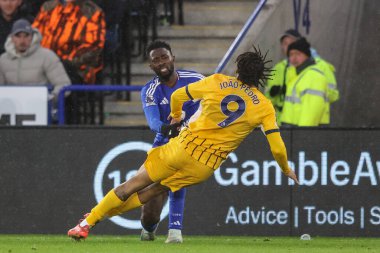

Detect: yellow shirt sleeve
[170,78,208,119]
[266,132,290,174]
[260,105,289,174]
[261,103,279,132]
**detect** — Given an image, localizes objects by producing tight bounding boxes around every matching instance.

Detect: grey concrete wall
[221,0,379,127]
[337,0,380,127]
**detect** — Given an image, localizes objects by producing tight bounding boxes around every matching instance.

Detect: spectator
[266,29,339,125]
[92,0,127,55]
[0,19,71,101]
[32,0,106,84]
[0,0,33,55]
[23,0,46,17]
[280,38,328,127]
[93,0,126,28]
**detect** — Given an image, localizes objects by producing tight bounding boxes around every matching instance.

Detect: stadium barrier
[57,85,143,125]
[1,127,379,236]
[0,86,53,126]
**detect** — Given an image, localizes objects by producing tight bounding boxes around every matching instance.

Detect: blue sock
[168,188,186,230]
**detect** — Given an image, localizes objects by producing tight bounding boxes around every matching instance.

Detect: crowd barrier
[0,85,143,126]
[1,127,379,236]
[0,86,52,125]
[57,85,142,125]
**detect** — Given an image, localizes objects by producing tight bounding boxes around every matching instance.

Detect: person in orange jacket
[33,0,105,84]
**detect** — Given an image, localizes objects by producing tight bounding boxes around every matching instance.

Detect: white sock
[169,229,181,234]
[79,219,89,227]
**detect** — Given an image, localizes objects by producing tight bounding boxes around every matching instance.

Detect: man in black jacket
[0,0,33,54]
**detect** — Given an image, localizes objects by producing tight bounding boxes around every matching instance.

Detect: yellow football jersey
[170,73,279,170]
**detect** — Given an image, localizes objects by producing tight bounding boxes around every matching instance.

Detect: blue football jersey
[141,70,204,147]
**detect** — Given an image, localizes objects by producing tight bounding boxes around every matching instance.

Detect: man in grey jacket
[0,18,71,99]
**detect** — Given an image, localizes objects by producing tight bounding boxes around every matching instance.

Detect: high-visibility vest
[286,58,339,125]
[315,58,339,124]
[269,57,339,125]
[280,65,329,126]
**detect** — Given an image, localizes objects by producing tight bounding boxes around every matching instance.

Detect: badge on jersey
[145,95,156,106]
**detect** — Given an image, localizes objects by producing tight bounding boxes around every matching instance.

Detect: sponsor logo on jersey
[160,97,169,105]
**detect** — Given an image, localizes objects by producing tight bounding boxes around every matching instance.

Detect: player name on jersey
[219,80,260,104]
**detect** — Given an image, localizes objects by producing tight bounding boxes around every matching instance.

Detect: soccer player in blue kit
[140,40,204,243]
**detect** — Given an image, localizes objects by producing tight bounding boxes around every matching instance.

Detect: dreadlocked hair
[146,40,173,56]
[235,45,272,88]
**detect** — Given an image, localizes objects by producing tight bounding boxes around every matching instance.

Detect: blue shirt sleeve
[143,105,163,133]
[141,84,164,133]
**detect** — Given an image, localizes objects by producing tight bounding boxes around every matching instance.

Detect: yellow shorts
[144,137,214,192]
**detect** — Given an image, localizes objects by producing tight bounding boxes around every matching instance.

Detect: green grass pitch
[0,235,379,253]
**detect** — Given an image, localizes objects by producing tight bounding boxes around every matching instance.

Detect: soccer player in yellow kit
[68,47,299,240]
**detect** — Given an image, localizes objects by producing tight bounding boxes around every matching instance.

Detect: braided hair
[236,45,272,88]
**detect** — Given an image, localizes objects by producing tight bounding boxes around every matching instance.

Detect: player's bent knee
[114,169,154,201]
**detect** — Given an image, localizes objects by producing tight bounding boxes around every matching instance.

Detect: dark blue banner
[0,127,379,236]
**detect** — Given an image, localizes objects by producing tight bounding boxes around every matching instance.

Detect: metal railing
[215,0,267,73]
[57,85,143,125]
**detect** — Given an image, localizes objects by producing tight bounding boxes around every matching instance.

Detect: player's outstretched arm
[170,86,192,121]
[266,132,299,184]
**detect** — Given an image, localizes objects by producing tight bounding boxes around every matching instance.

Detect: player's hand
[171,118,181,124]
[167,114,181,124]
[285,169,299,185]
[269,85,281,96]
[160,122,182,139]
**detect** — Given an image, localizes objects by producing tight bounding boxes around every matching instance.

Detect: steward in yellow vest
[281,38,328,127]
[266,29,339,125]
[266,29,301,123]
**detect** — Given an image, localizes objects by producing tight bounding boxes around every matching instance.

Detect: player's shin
[168,188,186,230]
[105,192,143,216]
[86,189,124,226]
[68,189,124,240]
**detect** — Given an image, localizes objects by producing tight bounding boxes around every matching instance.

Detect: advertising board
[0,128,378,236]
[0,87,48,125]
